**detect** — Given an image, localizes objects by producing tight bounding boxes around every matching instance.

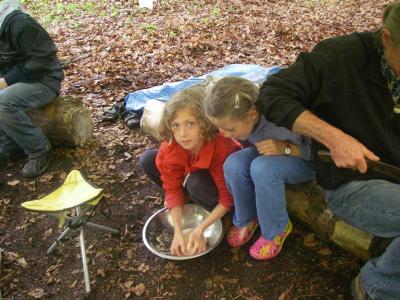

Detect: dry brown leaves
[17,0,390,194]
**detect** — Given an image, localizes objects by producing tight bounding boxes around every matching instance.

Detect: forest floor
[0,0,391,299]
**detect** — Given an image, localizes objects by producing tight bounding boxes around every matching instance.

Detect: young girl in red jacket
[139,85,239,257]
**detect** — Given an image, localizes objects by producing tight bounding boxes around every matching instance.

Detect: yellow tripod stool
[21,170,120,295]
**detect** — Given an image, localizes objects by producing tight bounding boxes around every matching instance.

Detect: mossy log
[28,96,93,148]
[286,182,390,260]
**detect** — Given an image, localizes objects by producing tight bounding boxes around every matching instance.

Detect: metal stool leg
[45,203,119,295]
[76,207,91,295]
[48,213,120,235]
[47,227,72,255]
[79,227,91,295]
[84,222,120,235]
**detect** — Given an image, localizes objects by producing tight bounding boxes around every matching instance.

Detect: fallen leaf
[127,248,134,259]
[230,247,240,254]
[43,228,53,240]
[46,264,60,273]
[231,253,240,262]
[28,288,45,299]
[138,263,149,273]
[46,276,55,285]
[4,251,19,260]
[17,257,28,268]
[278,285,292,300]
[69,279,78,288]
[303,233,317,247]
[318,248,332,256]
[133,283,145,296]
[38,173,54,183]
[97,268,106,277]
[123,152,133,159]
[7,180,20,186]
[321,259,330,270]
[124,280,133,289]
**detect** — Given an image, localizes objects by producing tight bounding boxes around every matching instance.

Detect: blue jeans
[223,146,315,239]
[0,82,56,157]
[325,180,400,300]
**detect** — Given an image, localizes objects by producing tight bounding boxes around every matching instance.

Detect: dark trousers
[139,149,218,211]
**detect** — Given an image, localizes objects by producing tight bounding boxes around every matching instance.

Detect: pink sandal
[249,220,292,260]
[227,218,259,247]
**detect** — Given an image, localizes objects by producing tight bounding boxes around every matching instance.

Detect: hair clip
[234,94,240,109]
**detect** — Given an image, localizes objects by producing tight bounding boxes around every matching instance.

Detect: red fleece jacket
[156,132,240,210]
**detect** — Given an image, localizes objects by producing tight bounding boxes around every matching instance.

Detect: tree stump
[28,96,93,148]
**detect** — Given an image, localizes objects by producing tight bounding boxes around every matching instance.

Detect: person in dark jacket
[0,0,64,177]
[257,2,400,300]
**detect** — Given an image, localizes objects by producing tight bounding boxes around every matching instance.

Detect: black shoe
[21,150,53,178]
[122,110,141,129]
[125,114,141,129]
[101,102,125,122]
[351,273,372,300]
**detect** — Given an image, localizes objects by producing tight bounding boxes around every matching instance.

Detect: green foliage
[110,6,120,17]
[65,3,79,12]
[227,6,237,13]
[211,7,220,16]
[23,0,125,25]
[200,17,210,24]
[141,23,157,33]
[160,0,170,7]
[69,22,82,29]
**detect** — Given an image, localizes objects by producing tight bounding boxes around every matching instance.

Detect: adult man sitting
[257,2,400,300]
[0,0,64,177]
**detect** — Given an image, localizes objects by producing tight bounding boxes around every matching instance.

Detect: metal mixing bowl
[142,204,224,260]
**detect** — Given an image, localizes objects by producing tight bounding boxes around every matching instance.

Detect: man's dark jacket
[257,31,400,189]
[0,10,64,93]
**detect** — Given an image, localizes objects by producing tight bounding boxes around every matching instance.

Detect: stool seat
[21,170,103,212]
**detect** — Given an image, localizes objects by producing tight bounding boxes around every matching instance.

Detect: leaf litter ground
[0,0,391,298]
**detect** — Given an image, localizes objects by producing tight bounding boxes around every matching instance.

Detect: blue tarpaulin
[124,64,282,112]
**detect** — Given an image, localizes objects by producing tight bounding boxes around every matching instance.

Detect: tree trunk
[28,96,94,148]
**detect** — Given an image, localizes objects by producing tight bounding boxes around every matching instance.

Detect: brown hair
[382,2,400,46]
[158,85,218,142]
[205,76,259,121]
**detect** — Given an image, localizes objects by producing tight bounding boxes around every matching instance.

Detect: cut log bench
[28,96,94,148]
[286,182,390,260]
[140,99,390,261]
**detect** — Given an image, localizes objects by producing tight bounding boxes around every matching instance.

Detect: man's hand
[329,131,379,173]
[0,78,8,90]
[292,110,379,173]
[187,227,207,255]
[255,139,286,155]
